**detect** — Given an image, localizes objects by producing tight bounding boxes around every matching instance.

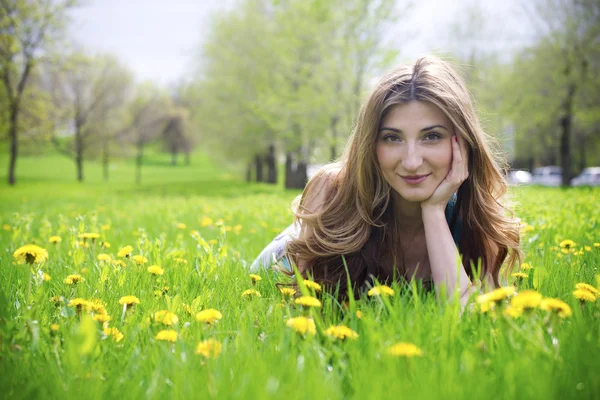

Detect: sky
[68,0,533,86]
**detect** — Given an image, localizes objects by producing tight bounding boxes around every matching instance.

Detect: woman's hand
[421,134,469,211]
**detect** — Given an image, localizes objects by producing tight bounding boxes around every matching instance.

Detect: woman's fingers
[451,135,468,184]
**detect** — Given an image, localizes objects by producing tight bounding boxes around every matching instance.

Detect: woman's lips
[401,174,430,184]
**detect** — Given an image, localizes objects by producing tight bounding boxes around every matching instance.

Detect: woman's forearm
[422,205,473,305]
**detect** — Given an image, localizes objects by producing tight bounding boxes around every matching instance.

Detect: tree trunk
[559,82,576,186]
[171,150,177,166]
[266,144,277,184]
[579,135,586,173]
[75,127,84,182]
[7,105,18,186]
[284,151,308,189]
[136,142,143,185]
[254,153,263,182]
[103,137,109,182]
[285,152,292,188]
[185,151,190,165]
[330,116,339,161]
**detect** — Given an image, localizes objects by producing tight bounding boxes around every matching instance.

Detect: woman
[251,56,521,307]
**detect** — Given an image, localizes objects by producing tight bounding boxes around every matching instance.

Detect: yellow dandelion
[50,324,60,332]
[511,272,528,279]
[104,327,124,342]
[249,274,262,283]
[195,339,222,358]
[147,265,164,276]
[119,295,140,306]
[93,314,112,323]
[85,299,107,315]
[325,325,359,340]
[559,239,576,249]
[200,216,213,227]
[49,236,62,244]
[573,289,596,302]
[112,259,126,268]
[594,243,600,248]
[97,253,111,262]
[520,263,533,271]
[3,224,11,231]
[478,299,494,313]
[294,296,322,308]
[50,295,63,305]
[132,255,148,265]
[303,280,322,292]
[511,290,542,309]
[279,287,296,297]
[584,246,592,252]
[195,309,223,324]
[101,241,111,249]
[13,244,49,265]
[176,223,187,230]
[387,342,423,357]
[155,329,177,342]
[43,272,51,282]
[476,286,516,304]
[503,305,523,318]
[286,316,316,335]
[154,310,179,326]
[242,289,261,298]
[68,298,88,309]
[356,310,363,319]
[117,245,133,258]
[575,283,599,297]
[174,258,188,265]
[101,224,111,231]
[368,285,395,297]
[64,274,84,285]
[540,298,572,318]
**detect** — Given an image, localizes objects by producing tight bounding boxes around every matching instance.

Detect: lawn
[0,151,598,399]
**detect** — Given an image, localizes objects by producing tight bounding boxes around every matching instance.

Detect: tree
[46,51,133,182]
[0,0,77,185]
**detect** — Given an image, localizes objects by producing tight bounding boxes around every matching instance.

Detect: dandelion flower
[195,339,222,358]
[387,342,423,357]
[68,298,88,310]
[511,290,542,309]
[249,274,262,283]
[104,327,124,342]
[3,224,11,231]
[50,295,63,305]
[294,296,322,308]
[112,260,126,268]
[117,245,133,258]
[101,224,111,231]
[242,289,261,298]
[356,310,363,319]
[325,325,359,340]
[43,272,51,281]
[520,263,533,271]
[200,216,213,227]
[64,274,85,285]
[93,314,112,323]
[101,241,111,249]
[195,309,223,324]
[575,283,599,297]
[503,306,523,318]
[279,288,296,297]
[286,316,316,335]
[50,324,60,332]
[97,253,111,262]
[49,236,62,244]
[476,286,516,304]
[368,285,395,297]
[155,329,178,342]
[132,255,148,265]
[79,233,100,242]
[147,265,164,275]
[154,310,179,326]
[13,244,49,265]
[176,223,187,230]
[303,280,322,292]
[119,295,140,306]
[511,272,528,279]
[594,243,600,248]
[573,289,596,302]
[174,258,188,265]
[559,239,576,249]
[540,298,572,318]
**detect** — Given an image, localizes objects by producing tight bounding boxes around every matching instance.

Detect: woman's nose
[401,145,423,172]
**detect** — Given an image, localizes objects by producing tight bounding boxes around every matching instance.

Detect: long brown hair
[286,56,521,297]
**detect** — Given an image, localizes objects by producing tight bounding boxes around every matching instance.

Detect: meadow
[0,152,599,399]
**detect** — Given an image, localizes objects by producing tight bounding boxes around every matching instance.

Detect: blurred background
[1,0,599,190]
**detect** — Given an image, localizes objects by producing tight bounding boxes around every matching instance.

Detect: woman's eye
[383,134,401,142]
[423,132,442,141]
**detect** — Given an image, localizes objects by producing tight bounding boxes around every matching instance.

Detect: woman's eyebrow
[379,124,449,133]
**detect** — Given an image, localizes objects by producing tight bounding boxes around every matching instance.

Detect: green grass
[0,151,599,399]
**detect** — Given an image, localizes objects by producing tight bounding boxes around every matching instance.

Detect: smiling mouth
[400,174,430,184]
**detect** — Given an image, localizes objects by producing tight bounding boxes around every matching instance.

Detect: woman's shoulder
[297,163,344,213]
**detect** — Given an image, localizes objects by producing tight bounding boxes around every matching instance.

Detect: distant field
[0,152,599,399]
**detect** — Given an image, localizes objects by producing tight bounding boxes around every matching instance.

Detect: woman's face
[375,101,455,203]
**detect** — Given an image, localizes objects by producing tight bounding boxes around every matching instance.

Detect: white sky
[68,0,533,86]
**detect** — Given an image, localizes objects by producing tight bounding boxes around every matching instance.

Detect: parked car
[507,170,532,185]
[571,167,600,187]
[531,166,562,186]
